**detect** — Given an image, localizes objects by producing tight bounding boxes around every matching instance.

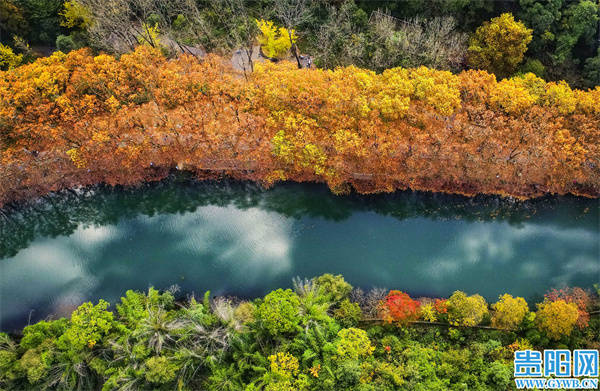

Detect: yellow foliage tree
[468,13,533,78]
[256,19,296,59]
[446,291,488,326]
[536,299,579,340]
[138,23,162,48]
[488,78,535,114]
[61,0,92,29]
[0,43,23,70]
[491,294,529,329]
[543,81,577,115]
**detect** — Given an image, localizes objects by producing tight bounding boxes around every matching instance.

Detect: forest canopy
[0,275,598,390]
[1,0,599,86]
[0,46,598,206]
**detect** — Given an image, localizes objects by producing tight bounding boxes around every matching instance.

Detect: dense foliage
[467,13,533,78]
[1,274,598,390]
[0,47,598,206]
[1,0,599,87]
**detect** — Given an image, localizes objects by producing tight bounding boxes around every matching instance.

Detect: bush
[446,291,488,326]
[144,356,179,383]
[58,300,114,351]
[56,34,77,53]
[0,43,23,70]
[333,299,363,327]
[335,327,374,360]
[519,59,545,78]
[256,289,301,335]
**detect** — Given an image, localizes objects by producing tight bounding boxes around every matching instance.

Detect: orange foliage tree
[544,287,591,328]
[380,290,421,325]
[0,47,598,206]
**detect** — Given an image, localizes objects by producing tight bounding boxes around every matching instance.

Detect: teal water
[1,178,598,330]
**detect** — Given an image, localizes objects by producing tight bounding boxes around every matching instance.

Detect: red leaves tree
[381,290,421,325]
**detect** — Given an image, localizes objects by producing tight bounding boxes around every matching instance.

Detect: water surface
[1,178,598,330]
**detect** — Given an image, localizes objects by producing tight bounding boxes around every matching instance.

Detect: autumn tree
[273,0,312,68]
[468,13,533,78]
[0,46,599,207]
[256,19,296,59]
[446,291,488,327]
[380,290,420,325]
[536,299,579,340]
[544,287,591,328]
[491,294,529,329]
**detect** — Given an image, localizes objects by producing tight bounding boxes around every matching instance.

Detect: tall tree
[273,0,312,68]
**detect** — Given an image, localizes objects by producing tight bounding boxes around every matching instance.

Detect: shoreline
[1,167,598,211]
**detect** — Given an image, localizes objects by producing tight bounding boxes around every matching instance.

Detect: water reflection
[0,177,598,331]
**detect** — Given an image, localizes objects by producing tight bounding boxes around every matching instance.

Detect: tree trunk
[288,30,302,69]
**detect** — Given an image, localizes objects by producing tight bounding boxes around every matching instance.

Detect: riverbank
[0,274,598,390]
[1,47,599,207]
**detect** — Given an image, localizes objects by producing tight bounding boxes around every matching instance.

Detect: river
[1,177,598,330]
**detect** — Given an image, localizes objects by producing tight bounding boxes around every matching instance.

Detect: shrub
[333,299,363,327]
[543,81,577,115]
[420,303,437,322]
[489,78,536,114]
[19,349,49,384]
[536,299,579,340]
[268,352,299,378]
[446,291,488,326]
[256,289,301,335]
[144,356,179,383]
[0,43,23,70]
[234,301,255,324]
[335,327,374,360]
[519,59,545,78]
[484,361,512,390]
[20,319,68,349]
[491,294,529,329]
[468,13,533,77]
[56,34,77,53]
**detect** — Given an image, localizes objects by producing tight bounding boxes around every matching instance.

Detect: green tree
[519,0,599,86]
[256,289,302,336]
[0,0,27,42]
[315,273,352,304]
[58,300,114,351]
[14,0,63,44]
[583,49,600,87]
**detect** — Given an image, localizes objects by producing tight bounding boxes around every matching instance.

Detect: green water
[0,178,598,330]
